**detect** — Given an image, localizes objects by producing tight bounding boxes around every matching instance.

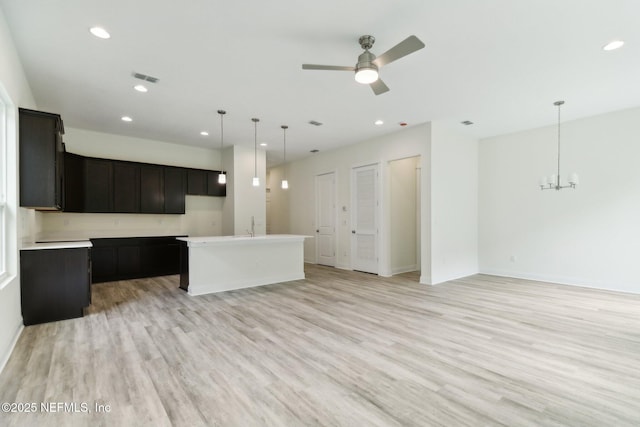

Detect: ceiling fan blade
[370,78,390,95]
[302,64,356,71]
[372,35,425,67]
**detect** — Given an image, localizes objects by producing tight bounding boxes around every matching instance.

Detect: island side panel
[187,239,305,296]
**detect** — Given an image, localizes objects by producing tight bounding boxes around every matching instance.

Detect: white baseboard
[0,323,23,374]
[479,269,640,295]
[391,265,418,275]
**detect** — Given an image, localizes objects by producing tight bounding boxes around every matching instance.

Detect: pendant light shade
[281,125,289,190]
[217,109,226,184]
[252,118,260,187]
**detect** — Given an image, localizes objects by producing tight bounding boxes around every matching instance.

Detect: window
[0,87,10,285]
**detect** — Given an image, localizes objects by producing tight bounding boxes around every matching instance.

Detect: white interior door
[352,164,378,274]
[316,172,336,266]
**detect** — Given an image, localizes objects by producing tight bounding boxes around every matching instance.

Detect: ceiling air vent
[308,120,323,126]
[132,72,159,83]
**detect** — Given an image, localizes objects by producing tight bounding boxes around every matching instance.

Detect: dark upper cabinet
[140,164,164,213]
[19,108,65,210]
[113,161,140,213]
[187,169,207,195]
[64,152,85,212]
[55,150,224,214]
[207,171,226,197]
[164,167,186,214]
[84,158,114,212]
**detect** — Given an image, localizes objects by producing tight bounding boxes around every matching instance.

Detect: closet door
[351,164,378,274]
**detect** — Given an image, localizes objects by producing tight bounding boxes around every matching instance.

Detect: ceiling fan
[302,35,425,95]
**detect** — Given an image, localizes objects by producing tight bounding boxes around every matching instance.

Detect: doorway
[315,172,336,266]
[389,156,420,275]
[351,163,379,274]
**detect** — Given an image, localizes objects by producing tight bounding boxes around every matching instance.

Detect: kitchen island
[176,235,311,296]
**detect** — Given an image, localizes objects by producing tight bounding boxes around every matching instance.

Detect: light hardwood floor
[1,265,639,426]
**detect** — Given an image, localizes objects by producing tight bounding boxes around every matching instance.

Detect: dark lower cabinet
[20,247,91,326]
[91,246,117,282]
[90,236,182,283]
[179,241,189,291]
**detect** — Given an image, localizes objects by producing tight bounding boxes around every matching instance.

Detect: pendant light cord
[281,125,288,180]
[253,119,258,177]
[557,102,561,186]
[218,110,226,174]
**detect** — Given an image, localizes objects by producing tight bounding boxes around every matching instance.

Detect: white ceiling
[1,0,639,166]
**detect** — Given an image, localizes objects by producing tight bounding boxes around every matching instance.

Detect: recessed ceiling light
[89,26,111,39]
[374,120,384,126]
[133,84,148,93]
[260,143,268,147]
[603,40,624,51]
[200,131,209,136]
[121,116,132,122]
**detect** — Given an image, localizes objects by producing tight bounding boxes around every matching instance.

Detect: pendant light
[252,118,260,187]
[281,125,289,189]
[539,101,579,191]
[217,110,227,184]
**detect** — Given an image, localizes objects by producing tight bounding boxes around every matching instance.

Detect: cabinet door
[118,245,141,277]
[114,161,140,213]
[141,241,180,276]
[64,152,85,212]
[91,246,117,283]
[207,171,226,197]
[187,169,207,195]
[19,109,63,209]
[84,158,114,212]
[164,167,186,214]
[140,164,164,213]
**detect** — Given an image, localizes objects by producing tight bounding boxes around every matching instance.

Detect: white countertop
[36,231,185,242]
[22,241,93,251]
[177,234,312,246]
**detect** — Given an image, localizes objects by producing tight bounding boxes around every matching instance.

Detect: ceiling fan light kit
[302,34,425,95]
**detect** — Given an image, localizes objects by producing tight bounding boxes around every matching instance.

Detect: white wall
[284,123,431,273]
[428,122,479,284]
[222,144,266,236]
[63,127,220,169]
[479,107,640,293]
[36,127,225,239]
[266,167,290,235]
[0,7,36,372]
